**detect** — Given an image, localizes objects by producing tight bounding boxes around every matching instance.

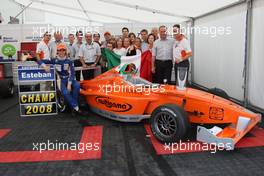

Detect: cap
[57,43,67,50]
[104,31,111,36]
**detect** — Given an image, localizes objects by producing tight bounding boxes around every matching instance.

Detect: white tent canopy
[7,0,240,25]
[1,0,263,112]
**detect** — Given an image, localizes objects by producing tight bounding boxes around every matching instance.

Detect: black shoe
[72,109,88,117]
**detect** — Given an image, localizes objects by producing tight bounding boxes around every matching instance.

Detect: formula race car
[80,69,261,150]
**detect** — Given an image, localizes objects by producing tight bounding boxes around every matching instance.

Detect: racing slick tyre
[151,104,189,143]
[209,88,229,100]
[0,79,14,98]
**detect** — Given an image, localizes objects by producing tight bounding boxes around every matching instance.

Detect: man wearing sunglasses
[36,32,53,91]
[36,31,51,60]
[37,43,89,125]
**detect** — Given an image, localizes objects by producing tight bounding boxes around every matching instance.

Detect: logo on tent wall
[1,44,16,57]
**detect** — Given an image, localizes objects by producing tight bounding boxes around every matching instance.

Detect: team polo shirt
[72,42,82,60]
[173,37,191,63]
[152,38,174,61]
[78,42,101,63]
[36,40,51,60]
[67,43,75,60]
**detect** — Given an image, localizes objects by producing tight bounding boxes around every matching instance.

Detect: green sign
[1,44,17,57]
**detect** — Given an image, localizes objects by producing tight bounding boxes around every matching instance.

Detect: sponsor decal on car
[95,96,132,112]
[209,107,224,120]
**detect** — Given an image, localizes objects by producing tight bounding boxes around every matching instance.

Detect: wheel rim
[154,112,177,138]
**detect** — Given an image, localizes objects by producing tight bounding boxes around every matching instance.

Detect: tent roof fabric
[14,0,239,25]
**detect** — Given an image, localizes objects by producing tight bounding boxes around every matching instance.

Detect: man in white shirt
[79,32,101,80]
[173,24,192,86]
[93,33,102,47]
[152,25,174,84]
[36,31,51,60]
[151,27,159,40]
[50,31,64,58]
[36,31,52,91]
[140,29,149,53]
[121,27,129,39]
[66,33,75,60]
[72,31,83,81]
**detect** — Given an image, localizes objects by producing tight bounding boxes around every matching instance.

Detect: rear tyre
[151,104,189,143]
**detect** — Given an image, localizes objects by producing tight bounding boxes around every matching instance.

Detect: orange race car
[80,68,261,150]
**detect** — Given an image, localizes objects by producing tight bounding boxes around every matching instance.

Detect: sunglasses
[45,35,51,37]
[57,49,66,52]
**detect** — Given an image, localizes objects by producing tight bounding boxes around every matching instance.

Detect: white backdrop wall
[193,3,247,101]
[248,0,264,109]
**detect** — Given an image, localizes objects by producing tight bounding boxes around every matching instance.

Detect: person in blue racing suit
[36,43,89,126]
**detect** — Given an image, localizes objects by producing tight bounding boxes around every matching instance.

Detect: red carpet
[0,129,11,139]
[0,126,103,163]
[144,124,264,155]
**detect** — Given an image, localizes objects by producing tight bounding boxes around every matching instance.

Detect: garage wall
[193,3,247,101]
[248,0,264,109]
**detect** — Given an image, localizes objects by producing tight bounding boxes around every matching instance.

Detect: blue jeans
[60,79,80,109]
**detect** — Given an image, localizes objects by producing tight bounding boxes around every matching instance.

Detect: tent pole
[13,1,33,19]
[243,0,253,107]
[76,0,91,25]
[21,4,24,24]
[189,18,195,84]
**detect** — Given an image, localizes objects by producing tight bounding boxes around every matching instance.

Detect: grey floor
[0,94,264,176]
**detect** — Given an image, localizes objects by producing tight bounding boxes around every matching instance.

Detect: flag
[101,48,121,70]
[102,48,153,82]
[116,54,141,75]
[140,50,152,82]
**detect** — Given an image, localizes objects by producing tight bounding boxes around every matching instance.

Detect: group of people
[35,24,192,121]
[37,25,192,84]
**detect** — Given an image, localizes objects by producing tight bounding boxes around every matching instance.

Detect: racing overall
[38,57,80,110]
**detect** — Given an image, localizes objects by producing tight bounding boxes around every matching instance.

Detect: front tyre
[151,104,189,143]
